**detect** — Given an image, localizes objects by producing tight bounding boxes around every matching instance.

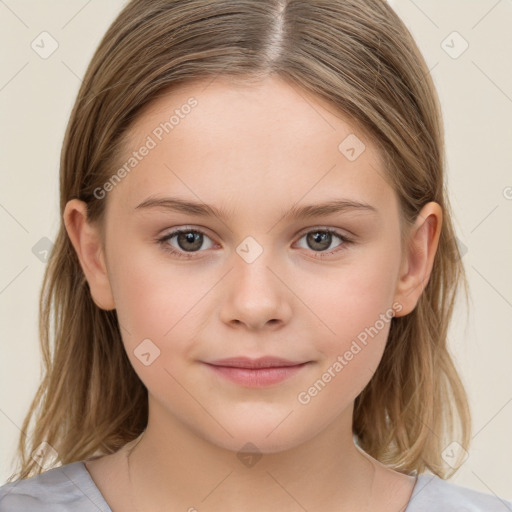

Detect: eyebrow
[134,196,377,220]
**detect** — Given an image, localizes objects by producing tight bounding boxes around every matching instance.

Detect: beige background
[1,0,511,499]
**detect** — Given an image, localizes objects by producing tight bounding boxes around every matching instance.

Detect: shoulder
[406,473,512,512]
[0,461,111,512]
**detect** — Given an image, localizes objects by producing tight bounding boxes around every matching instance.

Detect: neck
[124,401,378,512]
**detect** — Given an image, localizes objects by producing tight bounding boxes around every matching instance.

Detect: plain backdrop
[1,0,511,499]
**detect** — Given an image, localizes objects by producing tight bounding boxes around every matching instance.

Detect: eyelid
[295,224,355,239]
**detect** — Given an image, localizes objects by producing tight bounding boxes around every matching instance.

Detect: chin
[199,419,314,456]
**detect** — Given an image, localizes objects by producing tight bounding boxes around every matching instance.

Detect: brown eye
[306,231,333,251]
[158,228,214,258]
[175,231,203,252]
[295,228,352,258]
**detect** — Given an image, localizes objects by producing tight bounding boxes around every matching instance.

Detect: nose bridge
[220,234,291,329]
[233,234,280,299]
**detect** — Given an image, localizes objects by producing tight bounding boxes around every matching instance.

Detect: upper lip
[205,357,308,369]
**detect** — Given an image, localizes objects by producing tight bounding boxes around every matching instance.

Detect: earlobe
[63,199,116,311]
[393,202,442,317]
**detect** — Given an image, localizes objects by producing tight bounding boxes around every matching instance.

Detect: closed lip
[204,356,309,369]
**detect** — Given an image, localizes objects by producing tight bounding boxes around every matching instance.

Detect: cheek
[106,239,198,348]
[307,247,398,389]
[107,246,202,401]
[297,274,394,414]
[314,251,397,337]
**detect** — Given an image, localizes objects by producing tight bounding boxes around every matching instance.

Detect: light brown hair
[8,0,471,482]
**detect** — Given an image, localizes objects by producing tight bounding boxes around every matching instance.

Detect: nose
[219,248,292,331]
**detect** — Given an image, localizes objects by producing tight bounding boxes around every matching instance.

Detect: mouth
[202,356,312,387]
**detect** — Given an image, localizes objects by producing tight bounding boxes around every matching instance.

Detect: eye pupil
[307,231,331,251]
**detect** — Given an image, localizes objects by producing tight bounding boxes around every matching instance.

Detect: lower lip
[203,363,310,387]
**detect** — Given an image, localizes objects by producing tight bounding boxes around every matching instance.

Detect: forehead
[110,76,395,218]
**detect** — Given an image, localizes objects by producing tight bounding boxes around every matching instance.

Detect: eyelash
[156,227,353,260]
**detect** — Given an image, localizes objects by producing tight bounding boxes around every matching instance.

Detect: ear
[393,201,442,317]
[63,199,115,311]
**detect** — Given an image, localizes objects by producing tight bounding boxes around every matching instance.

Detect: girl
[1,0,510,510]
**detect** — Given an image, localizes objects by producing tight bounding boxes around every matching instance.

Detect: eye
[157,227,353,259]
[157,228,215,259]
[294,228,352,258]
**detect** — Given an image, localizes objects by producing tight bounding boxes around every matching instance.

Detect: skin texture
[64,76,442,511]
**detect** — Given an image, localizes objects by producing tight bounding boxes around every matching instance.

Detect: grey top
[0,461,511,511]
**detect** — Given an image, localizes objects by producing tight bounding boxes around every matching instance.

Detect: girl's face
[98,76,407,453]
